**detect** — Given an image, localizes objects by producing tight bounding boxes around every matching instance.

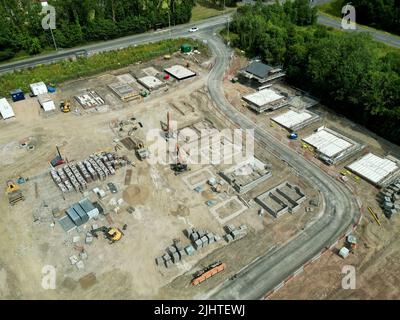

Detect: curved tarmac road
[202,35,360,299]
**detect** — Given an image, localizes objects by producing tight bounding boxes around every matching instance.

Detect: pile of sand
[123,185,149,205]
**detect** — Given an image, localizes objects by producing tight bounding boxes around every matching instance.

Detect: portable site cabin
[10,89,25,102]
[181,44,192,53]
[30,82,48,96]
[0,98,15,119]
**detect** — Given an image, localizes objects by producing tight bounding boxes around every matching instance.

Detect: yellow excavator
[6,180,24,205]
[60,100,71,113]
[91,226,123,244]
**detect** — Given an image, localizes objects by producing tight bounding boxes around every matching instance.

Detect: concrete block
[214,234,221,242]
[185,245,195,256]
[207,233,215,244]
[231,229,246,240]
[80,251,88,260]
[76,260,85,270]
[91,224,99,230]
[185,228,193,238]
[225,234,234,243]
[201,236,208,246]
[190,232,199,242]
[194,239,203,250]
[167,245,177,255]
[174,242,184,252]
[69,255,79,265]
[171,252,180,263]
[155,257,163,266]
[163,253,171,262]
[198,229,206,237]
[72,236,80,243]
[165,260,173,268]
[85,235,93,244]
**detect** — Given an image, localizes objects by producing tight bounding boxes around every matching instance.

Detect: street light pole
[224,0,230,44]
[49,27,58,51]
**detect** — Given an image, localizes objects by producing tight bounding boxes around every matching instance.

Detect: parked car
[107,182,118,194]
[189,27,199,32]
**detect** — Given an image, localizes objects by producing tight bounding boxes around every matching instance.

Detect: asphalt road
[1,3,400,74]
[317,14,400,49]
[202,35,360,299]
[0,14,231,74]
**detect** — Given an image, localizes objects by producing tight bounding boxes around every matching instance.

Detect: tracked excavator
[91,226,123,244]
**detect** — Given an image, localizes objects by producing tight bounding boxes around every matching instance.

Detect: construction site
[0,45,322,300]
[0,40,400,301]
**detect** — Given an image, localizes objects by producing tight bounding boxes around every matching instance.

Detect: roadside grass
[0,38,206,97]
[318,0,344,17]
[191,3,236,22]
[317,2,400,41]
[0,47,56,66]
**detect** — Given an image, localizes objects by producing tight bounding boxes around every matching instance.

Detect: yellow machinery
[6,180,24,205]
[60,100,71,113]
[368,207,381,226]
[91,226,123,243]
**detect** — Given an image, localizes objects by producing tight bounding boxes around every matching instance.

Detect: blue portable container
[10,89,25,102]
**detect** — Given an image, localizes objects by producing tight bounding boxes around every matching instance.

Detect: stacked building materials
[379,179,400,219]
[77,162,92,183]
[69,163,87,190]
[156,240,188,268]
[187,228,219,251]
[50,152,127,193]
[224,224,247,243]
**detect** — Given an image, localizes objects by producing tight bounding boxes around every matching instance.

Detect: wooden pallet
[8,191,25,206]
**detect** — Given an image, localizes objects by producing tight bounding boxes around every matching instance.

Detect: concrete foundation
[255,181,306,218]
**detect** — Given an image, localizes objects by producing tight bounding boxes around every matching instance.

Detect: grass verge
[191,3,236,22]
[0,38,206,97]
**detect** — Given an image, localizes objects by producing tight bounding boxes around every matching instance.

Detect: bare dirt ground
[0,52,319,299]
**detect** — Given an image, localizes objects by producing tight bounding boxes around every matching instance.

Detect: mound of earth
[123,185,149,205]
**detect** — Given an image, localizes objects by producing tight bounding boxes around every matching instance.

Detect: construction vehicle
[59,100,71,113]
[6,180,25,206]
[368,206,381,226]
[192,261,226,286]
[162,112,173,139]
[91,226,123,244]
[132,138,149,160]
[50,146,65,167]
[171,144,189,175]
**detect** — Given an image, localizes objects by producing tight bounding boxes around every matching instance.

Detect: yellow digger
[91,226,123,244]
[60,100,71,113]
[6,180,24,205]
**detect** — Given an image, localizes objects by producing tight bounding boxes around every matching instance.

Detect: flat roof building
[346,153,400,187]
[30,82,48,96]
[137,76,166,91]
[164,65,196,80]
[38,94,56,112]
[243,88,287,113]
[303,127,363,165]
[272,109,320,131]
[0,98,15,119]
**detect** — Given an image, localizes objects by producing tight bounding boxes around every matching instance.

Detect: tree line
[230,0,400,144]
[0,0,195,61]
[339,0,400,35]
